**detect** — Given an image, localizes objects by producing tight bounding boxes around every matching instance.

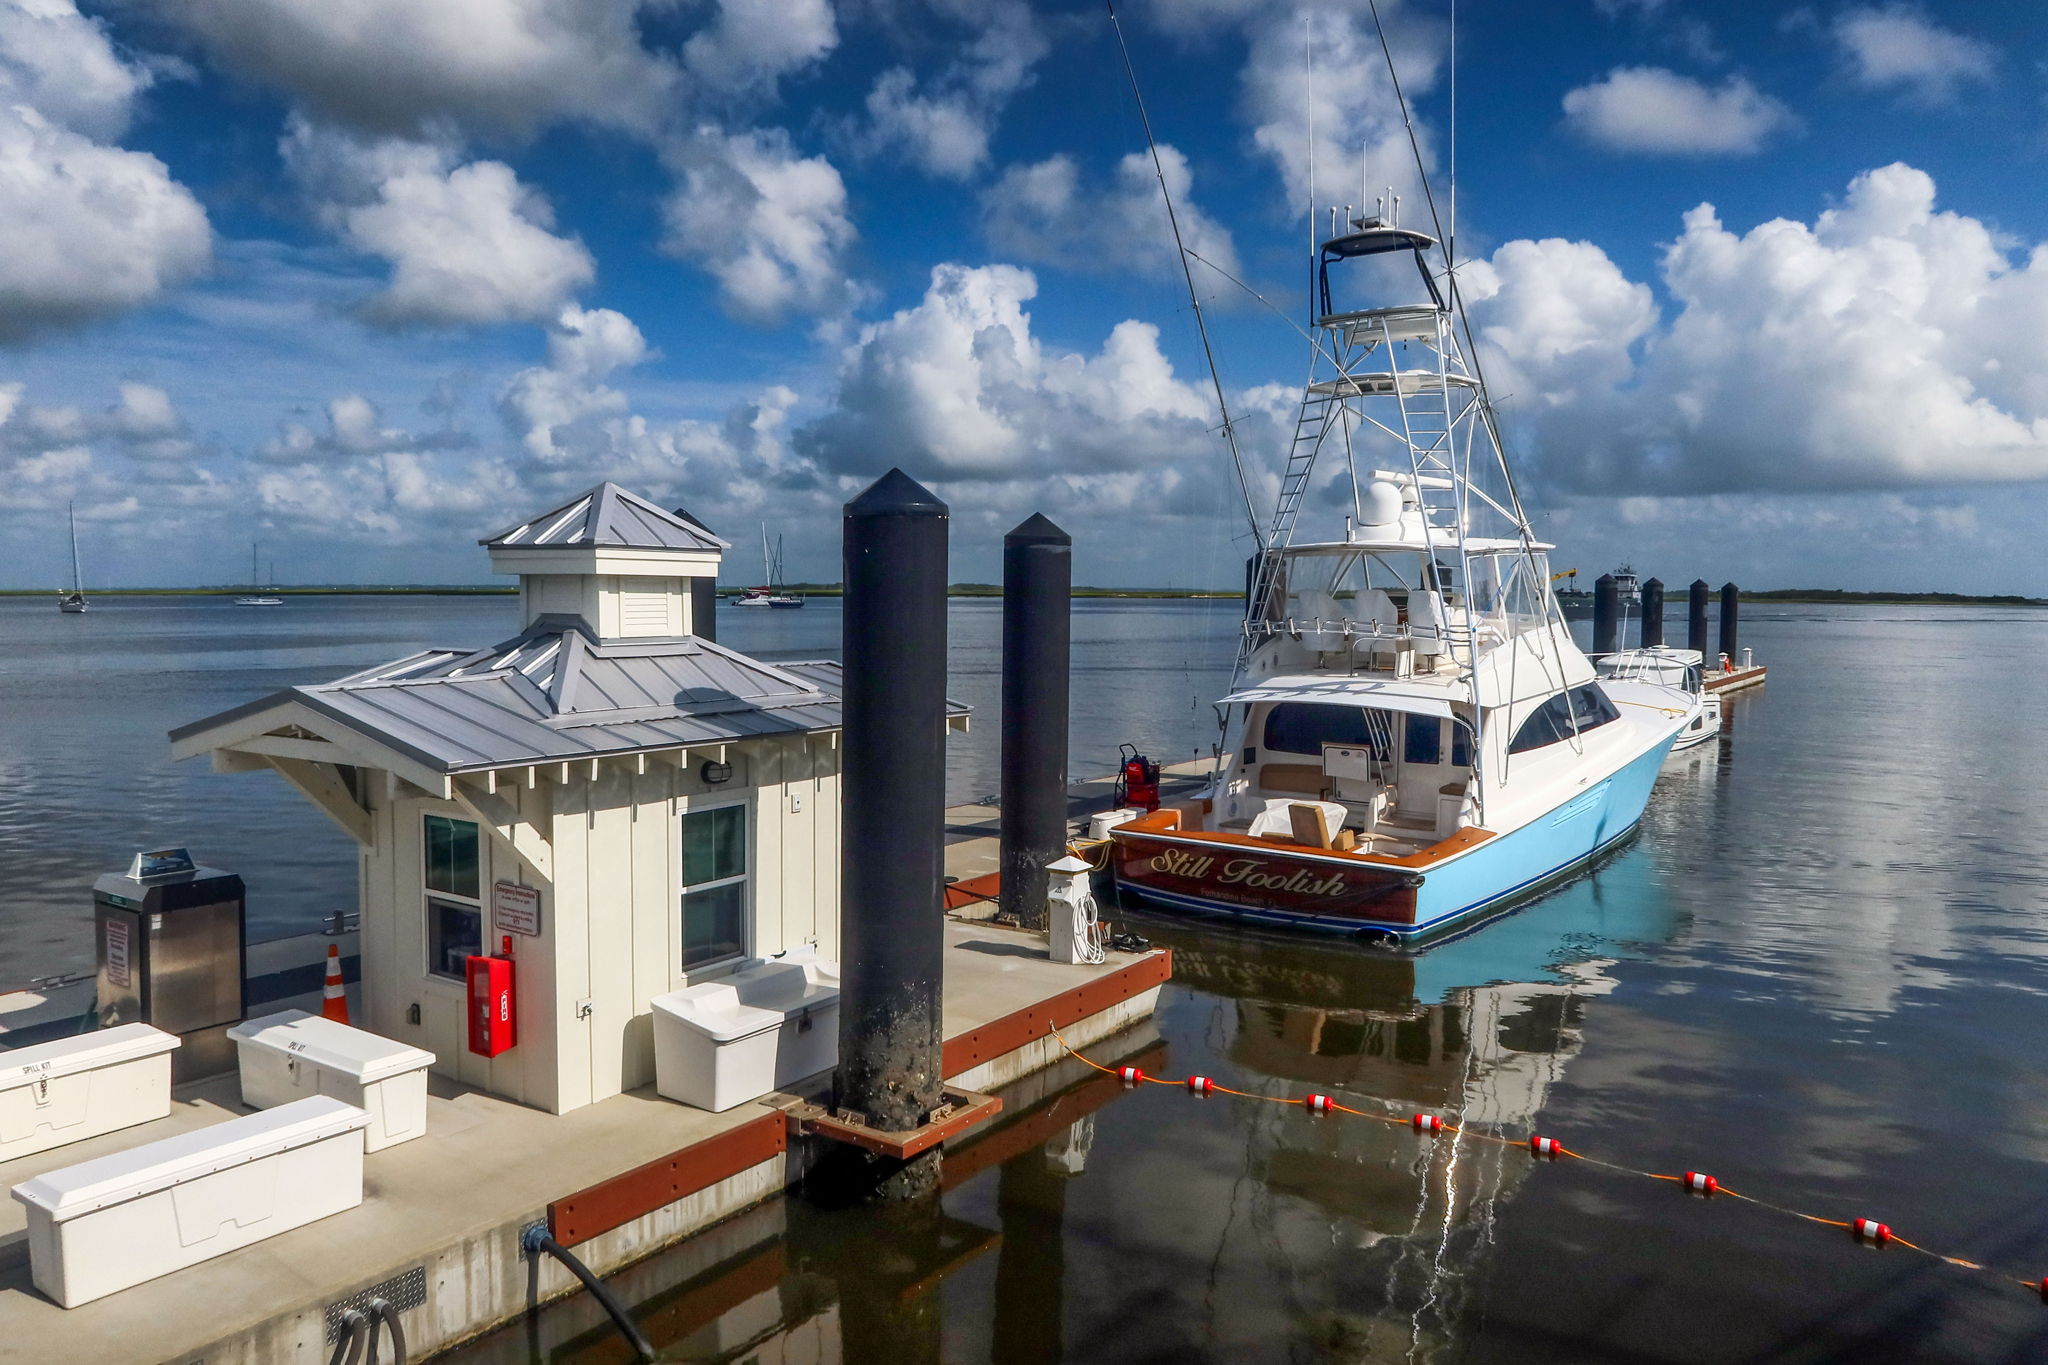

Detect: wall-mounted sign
[128,847,195,881]
[492,881,542,937]
[104,919,131,989]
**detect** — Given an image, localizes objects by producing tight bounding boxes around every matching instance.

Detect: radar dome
[1357,479,1404,530]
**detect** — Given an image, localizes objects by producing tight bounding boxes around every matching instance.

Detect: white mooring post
[1046,855,1103,966]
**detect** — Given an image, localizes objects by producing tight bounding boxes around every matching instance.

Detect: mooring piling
[1593,573,1618,655]
[999,514,1071,932]
[834,468,949,1197]
[1719,582,1740,664]
[1640,577,1665,648]
[1688,579,1710,658]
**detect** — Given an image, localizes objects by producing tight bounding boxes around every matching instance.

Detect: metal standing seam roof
[478,482,731,553]
[171,621,966,776]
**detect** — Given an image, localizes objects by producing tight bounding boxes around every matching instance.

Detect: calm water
[8,596,2048,1360]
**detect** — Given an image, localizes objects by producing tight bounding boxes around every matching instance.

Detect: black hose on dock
[521,1224,656,1362]
[328,1309,368,1365]
[365,1296,408,1365]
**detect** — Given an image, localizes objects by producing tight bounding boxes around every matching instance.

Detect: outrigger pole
[1105,2,1263,548]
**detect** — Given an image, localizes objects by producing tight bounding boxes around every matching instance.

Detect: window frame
[421,814,484,982]
[678,796,752,975]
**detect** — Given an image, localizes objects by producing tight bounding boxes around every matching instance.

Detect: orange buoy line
[1047,1024,2044,1299]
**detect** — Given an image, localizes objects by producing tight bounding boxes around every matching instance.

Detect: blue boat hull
[1115,732,1679,941]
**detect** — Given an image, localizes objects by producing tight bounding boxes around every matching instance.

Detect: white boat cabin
[172,483,965,1114]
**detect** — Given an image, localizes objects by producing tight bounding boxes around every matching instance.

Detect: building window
[423,815,481,979]
[680,802,748,971]
[429,897,483,980]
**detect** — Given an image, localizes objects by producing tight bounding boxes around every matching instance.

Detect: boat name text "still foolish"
[1147,849,1350,898]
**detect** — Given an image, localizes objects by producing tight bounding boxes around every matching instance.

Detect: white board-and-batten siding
[354,735,838,1115]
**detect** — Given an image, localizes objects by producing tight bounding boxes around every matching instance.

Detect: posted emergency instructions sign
[492,881,542,937]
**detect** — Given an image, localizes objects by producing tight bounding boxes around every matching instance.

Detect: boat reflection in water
[440,852,1682,1364]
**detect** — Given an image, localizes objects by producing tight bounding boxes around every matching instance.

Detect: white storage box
[1088,808,1142,840]
[227,1010,434,1152]
[0,1024,180,1164]
[651,954,841,1112]
[12,1095,370,1307]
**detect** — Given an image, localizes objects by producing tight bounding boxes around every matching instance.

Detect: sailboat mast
[68,502,82,594]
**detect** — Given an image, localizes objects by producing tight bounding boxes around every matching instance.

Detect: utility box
[650,953,841,1112]
[12,1095,370,1308]
[93,850,245,1082]
[229,1010,435,1152]
[0,1025,180,1164]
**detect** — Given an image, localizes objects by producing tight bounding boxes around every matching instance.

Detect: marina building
[169,483,961,1114]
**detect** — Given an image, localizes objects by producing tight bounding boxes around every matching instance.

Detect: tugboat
[57,502,88,613]
[1107,201,1690,942]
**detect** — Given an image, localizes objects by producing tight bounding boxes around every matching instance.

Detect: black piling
[834,468,949,1200]
[1688,579,1710,658]
[1593,573,1618,655]
[999,515,1071,932]
[1640,578,1665,648]
[1719,582,1741,664]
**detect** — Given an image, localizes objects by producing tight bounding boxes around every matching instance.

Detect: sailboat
[234,543,283,606]
[57,502,88,613]
[1106,162,1691,940]
[732,525,803,608]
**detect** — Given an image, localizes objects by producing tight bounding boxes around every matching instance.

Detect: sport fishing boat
[57,502,88,613]
[1596,646,1720,751]
[1108,207,1690,942]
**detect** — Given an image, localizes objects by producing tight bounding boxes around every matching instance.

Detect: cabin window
[680,802,748,971]
[423,815,482,980]
[1508,684,1621,754]
[1403,716,1443,766]
[1262,703,1382,757]
[1451,722,1473,768]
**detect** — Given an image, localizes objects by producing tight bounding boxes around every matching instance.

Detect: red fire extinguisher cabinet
[466,951,515,1057]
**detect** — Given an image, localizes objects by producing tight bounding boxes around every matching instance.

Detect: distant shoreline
[3,586,2042,606]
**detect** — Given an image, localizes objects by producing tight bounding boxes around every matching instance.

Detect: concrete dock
[0,921,1169,1364]
[1703,663,1767,695]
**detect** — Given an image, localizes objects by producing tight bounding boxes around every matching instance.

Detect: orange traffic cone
[321,943,350,1024]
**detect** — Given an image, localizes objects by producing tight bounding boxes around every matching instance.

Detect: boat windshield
[1273,545,1554,644]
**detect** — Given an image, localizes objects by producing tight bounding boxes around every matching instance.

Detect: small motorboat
[1596,646,1722,752]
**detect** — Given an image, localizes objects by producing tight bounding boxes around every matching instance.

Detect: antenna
[1305,13,1315,311]
[1105,2,1262,544]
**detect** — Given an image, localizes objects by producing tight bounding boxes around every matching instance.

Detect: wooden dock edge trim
[940,1040,1170,1192]
[941,949,1173,1079]
[796,1088,1003,1161]
[547,1112,788,1248]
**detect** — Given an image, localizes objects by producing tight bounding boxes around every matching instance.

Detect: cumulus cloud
[982,145,1240,282]
[1562,67,1794,156]
[683,0,837,108]
[156,0,680,139]
[499,305,650,462]
[858,0,1048,179]
[0,110,210,342]
[0,0,153,140]
[1466,163,2048,495]
[1237,3,1442,215]
[278,119,594,327]
[259,393,472,463]
[661,126,860,326]
[344,160,596,327]
[1830,5,1993,104]
[800,262,1218,481]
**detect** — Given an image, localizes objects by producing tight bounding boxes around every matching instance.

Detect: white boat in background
[732,525,803,608]
[57,503,88,613]
[233,543,283,606]
[1596,646,1721,751]
[1109,187,1691,940]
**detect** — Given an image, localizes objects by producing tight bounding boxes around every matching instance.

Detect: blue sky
[4,0,2047,593]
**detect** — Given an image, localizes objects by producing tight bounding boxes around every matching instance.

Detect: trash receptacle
[650,953,840,1112]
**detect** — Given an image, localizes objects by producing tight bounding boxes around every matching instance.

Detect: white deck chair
[1407,590,1447,665]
